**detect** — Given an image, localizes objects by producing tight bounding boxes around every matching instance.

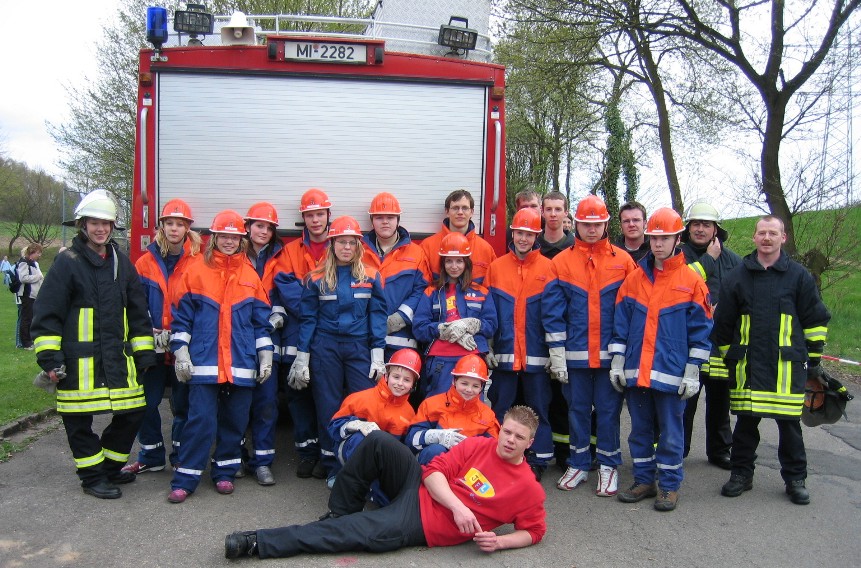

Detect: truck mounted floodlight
[174,4,214,46]
[437,16,477,54]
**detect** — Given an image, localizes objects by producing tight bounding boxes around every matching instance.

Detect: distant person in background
[14,248,26,348]
[17,243,45,350]
[562,211,574,233]
[614,201,650,262]
[537,191,573,260]
[1,255,13,287]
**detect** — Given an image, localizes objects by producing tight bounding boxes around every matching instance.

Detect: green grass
[0,299,55,426]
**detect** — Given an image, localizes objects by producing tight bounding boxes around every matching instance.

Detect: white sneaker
[596,465,618,497]
[556,466,588,491]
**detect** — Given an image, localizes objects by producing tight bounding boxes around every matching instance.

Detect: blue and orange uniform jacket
[542,237,636,368]
[265,229,325,361]
[412,281,497,355]
[406,384,500,452]
[420,219,497,284]
[248,239,283,363]
[296,264,387,352]
[136,239,196,357]
[328,378,416,463]
[609,251,713,394]
[362,226,431,351]
[170,251,273,387]
[485,247,553,373]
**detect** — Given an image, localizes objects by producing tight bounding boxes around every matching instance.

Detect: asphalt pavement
[1,383,860,568]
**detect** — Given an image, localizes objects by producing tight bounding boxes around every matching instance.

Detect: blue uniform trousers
[626,387,686,491]
[423,355,460,399]
[310,334,374,476]
[172,383,252,492]
[488,369,554,466]
[563,368,623,470]
[279,355,320,461]
[245,361,279,469]
[136,361,188,468]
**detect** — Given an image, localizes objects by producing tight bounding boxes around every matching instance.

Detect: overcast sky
[0,0,121,177]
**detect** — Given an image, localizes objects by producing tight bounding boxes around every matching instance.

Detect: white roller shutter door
[156,72,488,235]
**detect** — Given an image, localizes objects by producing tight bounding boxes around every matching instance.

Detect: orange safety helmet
[645,207,685,235]
[327,216,363,239]
[368,192,402,216]
[510,208,542,233]
[385,348,422,378]
[300,188,332,212]
[438,232,472,257]
[159,198,194,224]
[209,210,246,235]
[245,202,279,227]
[574,194,610,223]
[452,354,490,383]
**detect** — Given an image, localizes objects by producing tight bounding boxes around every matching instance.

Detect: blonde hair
[309,239,367,293]
[204,233,248,265]
[155,221,202,257]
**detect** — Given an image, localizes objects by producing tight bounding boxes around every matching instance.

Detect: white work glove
[369,348,386,380]
[547,346,568,383]
[387,313,407,333]
[446,318,481,342]
[425,428,467,449]
[485,345,498,369]
[257,349,273,384]
[609,355,626,393]
[153,329,171,351]
[456,333,477,351]
[33,365,66,394]
[174,346,194,383]
[438,322,452,341]
[345,420,380,437]
[678,364,701,400]
[287,351,310,390]
[268,312,284,330]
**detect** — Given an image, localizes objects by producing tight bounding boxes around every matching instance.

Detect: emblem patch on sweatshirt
[463,467,494,498]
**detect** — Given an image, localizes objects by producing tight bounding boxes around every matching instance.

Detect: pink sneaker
[168,488,189,503]
[215,480,235,495]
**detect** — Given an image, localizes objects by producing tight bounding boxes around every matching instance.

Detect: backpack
[7,261,21,294]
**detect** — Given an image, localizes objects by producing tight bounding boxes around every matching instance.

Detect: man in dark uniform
[716,215,830,505]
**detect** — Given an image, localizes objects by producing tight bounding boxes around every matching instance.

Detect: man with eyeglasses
[614,201,650,262]
[421,189,497,284]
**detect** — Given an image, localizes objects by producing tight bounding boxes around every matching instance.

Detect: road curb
[0,408,56,440]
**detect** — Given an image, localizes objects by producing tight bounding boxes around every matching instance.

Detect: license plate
[284,41,367,64]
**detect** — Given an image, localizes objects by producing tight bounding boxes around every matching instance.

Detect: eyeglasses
[448,206,472,213]
[621,219,643,225]
[334,239,357,247]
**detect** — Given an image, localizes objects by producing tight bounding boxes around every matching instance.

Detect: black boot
[720,474,753,497]
[785,480,810,505]
[82,480,122,499]
[225,531,258,559]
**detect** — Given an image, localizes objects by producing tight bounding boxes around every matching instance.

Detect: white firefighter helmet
[64,189,124,229]
[684,200,721,224]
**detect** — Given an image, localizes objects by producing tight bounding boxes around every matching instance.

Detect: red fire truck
[130,6,507,262]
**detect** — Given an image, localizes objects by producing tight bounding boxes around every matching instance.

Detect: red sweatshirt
[418,436,547,547]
